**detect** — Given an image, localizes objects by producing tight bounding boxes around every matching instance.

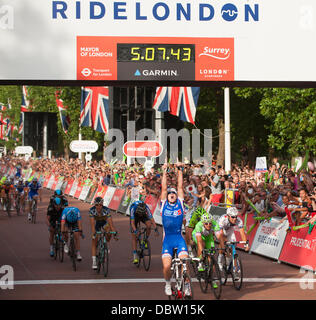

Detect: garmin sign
[0,1,315,82]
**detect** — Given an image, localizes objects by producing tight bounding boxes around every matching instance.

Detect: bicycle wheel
[101,241,109,277]
[220,257,228,285]
[70,237,76,271]
[6,198,11,218]
[232,256,243,290]
[136,238,142,268]
[58,234,64,262]
[96,239,102,273]
[182,272,194,300]
[142,238,151,271]
[198,262,209,293]
[210,258,222,299]
[32,202,37,224]
[53,234,59,260]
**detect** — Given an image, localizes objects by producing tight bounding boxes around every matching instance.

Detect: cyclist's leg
[144,218,152,238]
[162,239,173,295]
[131,218,139,263]
[216,229,226,268]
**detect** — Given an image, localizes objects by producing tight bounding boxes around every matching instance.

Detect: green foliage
[259,88,316,156]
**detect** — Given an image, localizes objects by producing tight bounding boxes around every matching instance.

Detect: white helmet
[226,207,239,217]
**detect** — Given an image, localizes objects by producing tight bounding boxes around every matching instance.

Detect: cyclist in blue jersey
[14,178,25,211]
[161,162,189,296]
[130,200,159,264]
[61,207,83,261]
[27,178,42,221]
[15,164,22,179]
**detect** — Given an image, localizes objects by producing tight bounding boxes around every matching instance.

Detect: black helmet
[94,196,104,205]
[136,202,146,215]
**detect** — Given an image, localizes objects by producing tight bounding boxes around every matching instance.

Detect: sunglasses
[168,192,177,195]
[95,203,103,206]
[230,216,238,219]
[204,222,212,226]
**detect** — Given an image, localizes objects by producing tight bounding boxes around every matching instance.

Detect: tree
[259,88,316,157]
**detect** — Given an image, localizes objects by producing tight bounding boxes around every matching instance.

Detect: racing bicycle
[220,241,248,290]
[168,248,194,300]
[94,229,118,277]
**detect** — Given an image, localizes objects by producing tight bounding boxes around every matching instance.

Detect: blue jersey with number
[161,198,185,235]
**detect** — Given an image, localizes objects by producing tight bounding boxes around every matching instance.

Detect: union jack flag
[153,87,200,124]
[21,85,32,112]
[80,86,109,134]
[55,91,70,134]
[18,113,23,134]
[0,103,7,111]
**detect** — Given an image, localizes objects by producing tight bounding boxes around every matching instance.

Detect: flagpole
[78,127,82,160]
[22,112,25,146]
[224,87,231,173]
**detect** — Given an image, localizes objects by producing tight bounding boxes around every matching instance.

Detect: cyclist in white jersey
[216,207,249,270]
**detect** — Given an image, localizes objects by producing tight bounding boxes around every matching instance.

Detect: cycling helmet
[18,178,23,183]
[54,189,62,196]
[195,207,207,216]
[94,196,104,205]
[66,209,78,224]
[201,213,213,224]
[53,197,61,206]
[227,206,239,218]
[136,202,146,215]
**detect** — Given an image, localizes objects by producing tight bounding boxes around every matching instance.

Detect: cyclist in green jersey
[192,213,220,272]
[185,206,208,255]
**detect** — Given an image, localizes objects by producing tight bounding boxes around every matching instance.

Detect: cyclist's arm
[77,219,83,233]
[177,166,184,199]
[107,216,117,233]
[161,165,168,201]
[89,216,96,236]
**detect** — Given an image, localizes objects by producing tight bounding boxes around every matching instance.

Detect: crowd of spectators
[1,155,316,225]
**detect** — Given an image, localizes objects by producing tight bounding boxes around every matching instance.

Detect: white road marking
[7,277,316,286]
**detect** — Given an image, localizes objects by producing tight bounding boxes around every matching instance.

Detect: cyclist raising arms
[216,207,249,270]
[89,197,118,270]
[61,207,83,261]
[130,200,159,264]
[161,163,189,296]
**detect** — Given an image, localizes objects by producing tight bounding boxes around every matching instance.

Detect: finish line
[7,277,316,286]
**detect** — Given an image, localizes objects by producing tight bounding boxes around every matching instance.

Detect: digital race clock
[77,36,234,81]
[117,44,195,63]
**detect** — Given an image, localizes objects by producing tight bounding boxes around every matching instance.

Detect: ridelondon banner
[250,218,289,260]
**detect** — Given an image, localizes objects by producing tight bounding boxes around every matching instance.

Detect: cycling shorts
[28,192,38,201]
[162,234,188,259]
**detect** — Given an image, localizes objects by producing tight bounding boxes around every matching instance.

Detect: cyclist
[185,206,208,256]
[27,178,42,221]
[130,200,159,264]
[216,206,249,271]
[49,189,68,208]
[192,213,220,272]
[89,197,118,270]
[61,206,83,261]
[161,163,189,296]
[47,197,64,257]
[3,180,15,211]
[14,178,25,211]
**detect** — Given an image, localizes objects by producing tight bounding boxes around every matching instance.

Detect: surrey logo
[199,47,231,60]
